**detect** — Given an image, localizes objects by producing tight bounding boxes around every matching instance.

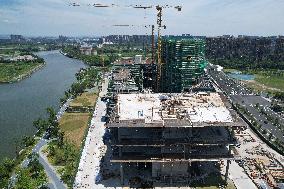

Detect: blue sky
[0,0,284,36]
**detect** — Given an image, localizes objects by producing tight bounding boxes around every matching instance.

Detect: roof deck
[108,92,245,127]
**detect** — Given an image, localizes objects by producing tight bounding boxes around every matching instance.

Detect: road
[231,95,284,142]
[39,144,66,189]
[208,64,284,144]
[9,138,47,186]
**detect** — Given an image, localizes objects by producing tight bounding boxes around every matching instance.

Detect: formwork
[161,38,207,92]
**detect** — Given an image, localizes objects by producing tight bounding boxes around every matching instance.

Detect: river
[0,50,87,161]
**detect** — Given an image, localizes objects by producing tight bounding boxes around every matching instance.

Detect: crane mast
[70,2,182,91]
[156,6,163,91]
[151,25,155,64]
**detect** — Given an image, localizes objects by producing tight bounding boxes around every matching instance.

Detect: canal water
[227,71,255,80]
[0,51,87,161]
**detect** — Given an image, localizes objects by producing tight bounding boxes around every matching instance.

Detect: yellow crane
[141,5,182,91]
[111,5,182,91]
[70,2,182,91]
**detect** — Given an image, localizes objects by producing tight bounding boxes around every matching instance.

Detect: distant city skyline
[0,0,284,37]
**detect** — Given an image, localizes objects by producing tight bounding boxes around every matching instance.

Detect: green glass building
[160,38,207,92]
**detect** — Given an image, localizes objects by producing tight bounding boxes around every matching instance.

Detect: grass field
[243,72,284,93]
[59,113,91,148]
[69,92,98,107]
[223,68,239,73]
[255,74,284,91]
[0,62,43,83]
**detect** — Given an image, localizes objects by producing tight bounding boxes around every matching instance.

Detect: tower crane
[134,5,181,91]
[112,4,182,90]
[70,2,182,91]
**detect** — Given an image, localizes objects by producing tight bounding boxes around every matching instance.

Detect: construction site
[70,2,283,189]
[97,44,284,188]
[109,37,208,93]
[100,4,245,187]
[100,33,283,189]
[233,128,284,189]
[103,91,244,186]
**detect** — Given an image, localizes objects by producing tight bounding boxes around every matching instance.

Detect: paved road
[39,147,66,189]
[208,66,252,96]
[10,138,66,189]
[208,65,284,143]
[9,138,48,186]
[231,95,284,142]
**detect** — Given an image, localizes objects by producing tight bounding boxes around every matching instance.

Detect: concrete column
[225,145,232,184]
[120,163,124,185]
[183,144,186,159]
[225,160,230,185]
[170,163,173,185]
[119,147,122,157]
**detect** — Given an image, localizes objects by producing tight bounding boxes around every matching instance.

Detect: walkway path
[39,144,66,189]
[74,77,111,189]
[228,161,257,189]
[9,99,71,188]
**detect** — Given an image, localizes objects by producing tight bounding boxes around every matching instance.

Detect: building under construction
[106,92,245,186]
[160,38,207,92]
[110,57,157,94]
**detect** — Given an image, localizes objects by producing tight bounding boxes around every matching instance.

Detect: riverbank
[0,50,87,161]
[6,97,73,188]
[49,70,101,187]
[0,62,46,83]
[61,46,115,68]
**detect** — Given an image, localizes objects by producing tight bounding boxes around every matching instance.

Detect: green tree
[15,168,47,189]
[15,153,47,189]
[274,92,284,101]
[47,107,56,124]
[50,121,60,138]
[71,82,85,96]
[262,129,268,135]
[268,133,273,140]
[255,103,260,108]
[33,118,49,134]
[22,135,35,147]
[57,131,65,148]
[28,153,43,178]
[46,107,60,138]
[47,145,56,157]
[0,157,15,188]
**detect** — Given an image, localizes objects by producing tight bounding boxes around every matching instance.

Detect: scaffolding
[160,38,207,92]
